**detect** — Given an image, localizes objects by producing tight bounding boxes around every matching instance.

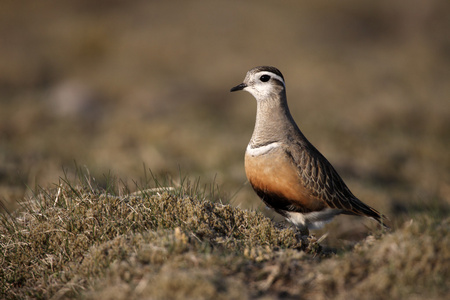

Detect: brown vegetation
[1,0,449,298]
[1,176,448,299]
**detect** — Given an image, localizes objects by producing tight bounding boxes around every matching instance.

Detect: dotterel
[230,66,389,234]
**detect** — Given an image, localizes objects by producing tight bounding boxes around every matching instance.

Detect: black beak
[230,83,247,92]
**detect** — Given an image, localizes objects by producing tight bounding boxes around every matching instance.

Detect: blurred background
[1,0,449,240]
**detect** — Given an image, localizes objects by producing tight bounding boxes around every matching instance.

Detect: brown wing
[285,141,389,227]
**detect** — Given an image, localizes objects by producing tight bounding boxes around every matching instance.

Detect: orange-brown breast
[245,147,326,212]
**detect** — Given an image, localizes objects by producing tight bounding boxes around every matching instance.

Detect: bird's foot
[298,226,310,237]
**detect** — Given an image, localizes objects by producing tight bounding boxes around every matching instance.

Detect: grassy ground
[1,172,448,299]
[1,0,450,298]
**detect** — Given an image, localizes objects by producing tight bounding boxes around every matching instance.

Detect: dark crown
[251,66,284,81]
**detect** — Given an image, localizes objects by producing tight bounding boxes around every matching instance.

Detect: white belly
[285,208,342,230]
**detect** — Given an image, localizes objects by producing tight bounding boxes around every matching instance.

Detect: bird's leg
[292,225,311,250]
[297,226,309,237]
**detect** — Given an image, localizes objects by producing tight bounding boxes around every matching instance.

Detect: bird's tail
[363,206,391,230]
[370,210,390,230]
[345,198,391,230]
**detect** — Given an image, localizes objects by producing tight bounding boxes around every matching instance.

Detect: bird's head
[230,66,285,101]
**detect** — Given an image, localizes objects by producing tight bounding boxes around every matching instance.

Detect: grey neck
[249,90,303,147]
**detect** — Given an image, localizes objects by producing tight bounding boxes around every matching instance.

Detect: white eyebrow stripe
[256,71,285,87]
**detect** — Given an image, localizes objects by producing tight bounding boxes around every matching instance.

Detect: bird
[230,66,389,234]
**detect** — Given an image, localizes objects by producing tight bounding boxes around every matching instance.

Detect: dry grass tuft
[1,172,448,299]
[313,216,449,299]
[0,173,320,299]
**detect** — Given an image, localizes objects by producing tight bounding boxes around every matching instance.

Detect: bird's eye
[260,75,270,82]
